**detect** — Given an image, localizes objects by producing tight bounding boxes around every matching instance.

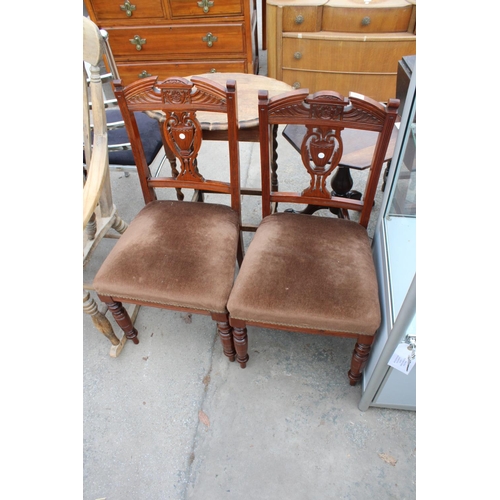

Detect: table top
[187,73,293,130]
[282,124,398,170]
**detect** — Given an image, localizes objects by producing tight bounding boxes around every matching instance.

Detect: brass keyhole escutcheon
[130,35,146,51]
[120,1,136,17]
[202,32,218,47]
[197,0,214,13]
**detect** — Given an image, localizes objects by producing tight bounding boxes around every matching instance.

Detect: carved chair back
[258,89,399,227]
[112,76,241,217]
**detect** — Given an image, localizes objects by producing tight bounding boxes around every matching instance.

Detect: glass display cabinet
[359,66,416,411]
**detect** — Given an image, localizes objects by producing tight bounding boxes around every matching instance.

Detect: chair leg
[83,290,127,357]
[83,290,120,346]
[99,296,139,344]
[111,214,128,234]
[230,319,249,368]
[348,335,374,386]
[215,318,236,362]
[86,213,97,240]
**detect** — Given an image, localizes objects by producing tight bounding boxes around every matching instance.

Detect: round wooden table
[149,73,293,230]
[187,72,293,140]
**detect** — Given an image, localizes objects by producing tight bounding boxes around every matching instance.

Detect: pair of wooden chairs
[90,41,399,385]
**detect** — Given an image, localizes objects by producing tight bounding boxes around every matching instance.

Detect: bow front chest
[266,0,416,102]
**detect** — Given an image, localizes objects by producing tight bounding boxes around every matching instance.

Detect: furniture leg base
[109,332,127,358]
[108,303,141,357]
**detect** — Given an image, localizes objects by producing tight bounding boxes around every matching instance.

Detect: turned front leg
[230,319,249,368]
[83,290,121,346]
[99,296,139,344]
[215,318,236,362]
[348,336,374,386]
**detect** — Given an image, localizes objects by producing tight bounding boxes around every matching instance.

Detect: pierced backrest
[83,16,109,229]
[258,89,399,228]
[112,76,241,215]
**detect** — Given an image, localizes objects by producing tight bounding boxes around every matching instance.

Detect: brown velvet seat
[227,88,399,384]
[93,76,245,365]
[94,201,239,314]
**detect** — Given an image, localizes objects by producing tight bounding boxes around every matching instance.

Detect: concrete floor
[83,134,416,500]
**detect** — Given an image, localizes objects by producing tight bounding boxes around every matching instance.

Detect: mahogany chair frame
[227,88,399,383]
[93,75,244,363]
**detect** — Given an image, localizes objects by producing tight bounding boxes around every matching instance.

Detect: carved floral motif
[162,89,191,105]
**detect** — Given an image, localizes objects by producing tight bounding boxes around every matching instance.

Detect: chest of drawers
[84,0,259,85]
[266,0,416,102]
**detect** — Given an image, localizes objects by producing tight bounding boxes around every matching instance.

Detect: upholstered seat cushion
[93,200,240,314]
[107,109,163,166]
[83,109,163,166]
[227,213,381,335]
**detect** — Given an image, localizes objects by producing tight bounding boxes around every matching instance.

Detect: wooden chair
[92,75,245,364]
[226,89,399,383]
[83,16,130,356]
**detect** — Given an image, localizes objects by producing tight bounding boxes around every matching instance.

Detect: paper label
[388,342,416,374]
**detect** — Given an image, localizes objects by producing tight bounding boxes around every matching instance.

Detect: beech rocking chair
[83,16,129,357]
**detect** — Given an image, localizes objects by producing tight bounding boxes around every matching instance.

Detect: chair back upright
[83,17,109,229]
[258,89,399,228]
[112,76,241,217]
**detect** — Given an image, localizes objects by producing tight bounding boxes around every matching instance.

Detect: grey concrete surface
[83,130,416,499]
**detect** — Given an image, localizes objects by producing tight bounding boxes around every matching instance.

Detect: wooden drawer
[282,6,323,32]
[322,1,414,33]
[282,34,416,73]
[282,69,399,102]
[169,0,243,18]
[116,60,248,85]
[86,0,165,22]
[108,25,246,60]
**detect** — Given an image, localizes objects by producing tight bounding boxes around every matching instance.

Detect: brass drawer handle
[295,15,304,24]
[202,32,218,47]
[130,35,146,50]
[292,82,301,89]
[210,68,217,73]
[139,70,151,78]
[120,1,136,17]
[362,16,371,26]
[197,0,214,13]
[294,52,302,60]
